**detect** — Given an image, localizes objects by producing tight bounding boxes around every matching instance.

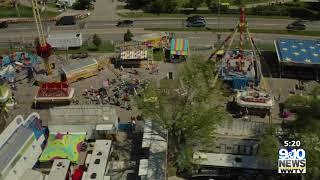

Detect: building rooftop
[275,39,320,65]
[49,105,117,125]
[48,33,81,39]
[22,169,44,180]
[85,140,112,180]
[47,159,71,180]
[0,126,34,175]
[193,152,272,170]
[139,120,168,180]
[61,59,98,75]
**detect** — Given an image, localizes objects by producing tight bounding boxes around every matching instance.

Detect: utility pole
[217,0,221,45]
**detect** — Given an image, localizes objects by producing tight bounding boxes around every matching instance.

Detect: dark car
[187,15,205,22]
[70,52,88,59]
[187,20,206,27]
[116,20,134,27]
[0,21,8,28]
[286,21,306,30]
[56,16,76,26]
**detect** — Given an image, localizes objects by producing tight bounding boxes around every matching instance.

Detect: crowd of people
[81,77,149,110]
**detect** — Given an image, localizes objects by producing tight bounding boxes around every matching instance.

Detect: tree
[233,0,243,6]
[72,0,93,10]
[186,0,205,10]
[282,85,320,178]
[258,126,279,167]
[123,29,133,42]
[92,34,102,48]
[207,1,229,13]
[135,55,229,173]
[11,0,20,17]
[146,0,178,13]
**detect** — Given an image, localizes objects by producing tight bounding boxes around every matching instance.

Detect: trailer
[61,59,101,83]
[47,33,82,50]
[34,82,75,105]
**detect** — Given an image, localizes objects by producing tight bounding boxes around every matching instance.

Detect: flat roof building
[193,152,273,170]
[84,140,112,180]
[47,159,71,180]
[21,169,44,180]
[0,113,46,180]
[48,105,118,139]
[139,120,168,180]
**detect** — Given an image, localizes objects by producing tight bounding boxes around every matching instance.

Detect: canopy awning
[170,38,189,56]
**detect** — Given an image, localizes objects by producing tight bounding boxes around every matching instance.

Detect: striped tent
[170,38,189,56]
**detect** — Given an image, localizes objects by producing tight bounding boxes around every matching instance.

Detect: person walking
[132,118,136,132]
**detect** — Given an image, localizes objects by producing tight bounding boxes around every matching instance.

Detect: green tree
[135,55,228,173]
[146,0,177,13]
[186,0,205,10]
[92,34,102,48]
[258,126,279,167]
[234,0,243,6]
[123,29,133,42]
[283,85,320,178]
[72,0,93,10]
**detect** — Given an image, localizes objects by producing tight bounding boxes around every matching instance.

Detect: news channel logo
[278,148,306,174]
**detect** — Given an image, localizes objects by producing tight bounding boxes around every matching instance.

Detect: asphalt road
[1,17,320,34]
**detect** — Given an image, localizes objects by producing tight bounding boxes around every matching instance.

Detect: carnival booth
[169,38,189,63]
[132,32,170,49]
[116,48,151,68]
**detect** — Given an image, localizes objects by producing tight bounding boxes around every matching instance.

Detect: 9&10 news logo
[278,141,306,174]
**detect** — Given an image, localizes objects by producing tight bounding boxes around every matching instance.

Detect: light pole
[217,0,221,46]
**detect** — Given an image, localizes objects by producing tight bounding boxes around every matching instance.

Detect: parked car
[56,16,76,26]
[0,21,8,28]
[186,20,206,27]
[70,52,88,59]
[286,21,306,30]
[116,20,134,27]
[187,15,205,22]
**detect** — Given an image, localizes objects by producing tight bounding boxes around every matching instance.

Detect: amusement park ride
[209,6,262,89]
[31,0,52,75]
[209,7,274,117]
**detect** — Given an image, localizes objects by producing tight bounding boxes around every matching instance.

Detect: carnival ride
[0,52,40,81]
[0,85,15,117]
[31,0,52,75]
[34,82,75,105]
[236,90,274,109]
[0,0,52,81]
[39,133,86,163]
[208,7,262,90]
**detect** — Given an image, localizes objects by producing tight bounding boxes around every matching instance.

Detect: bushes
[126,0,178,13]
[288,7,319,20]
[247,5,290,16]
[144,0,178,13]
[72,0,93,10]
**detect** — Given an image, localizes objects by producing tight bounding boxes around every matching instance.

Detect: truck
[46,33,82,50]
[61,59,102,83]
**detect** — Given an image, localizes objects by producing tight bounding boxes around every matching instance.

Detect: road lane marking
[262,23,279,26]
[15,27,31,30]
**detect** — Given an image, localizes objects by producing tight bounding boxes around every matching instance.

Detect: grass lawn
[144,27,320,37]
[118,12,291,19]
[54,41,115,54]
[153,50,165,61]
[0,5,59,18]
[222,0,271,5]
